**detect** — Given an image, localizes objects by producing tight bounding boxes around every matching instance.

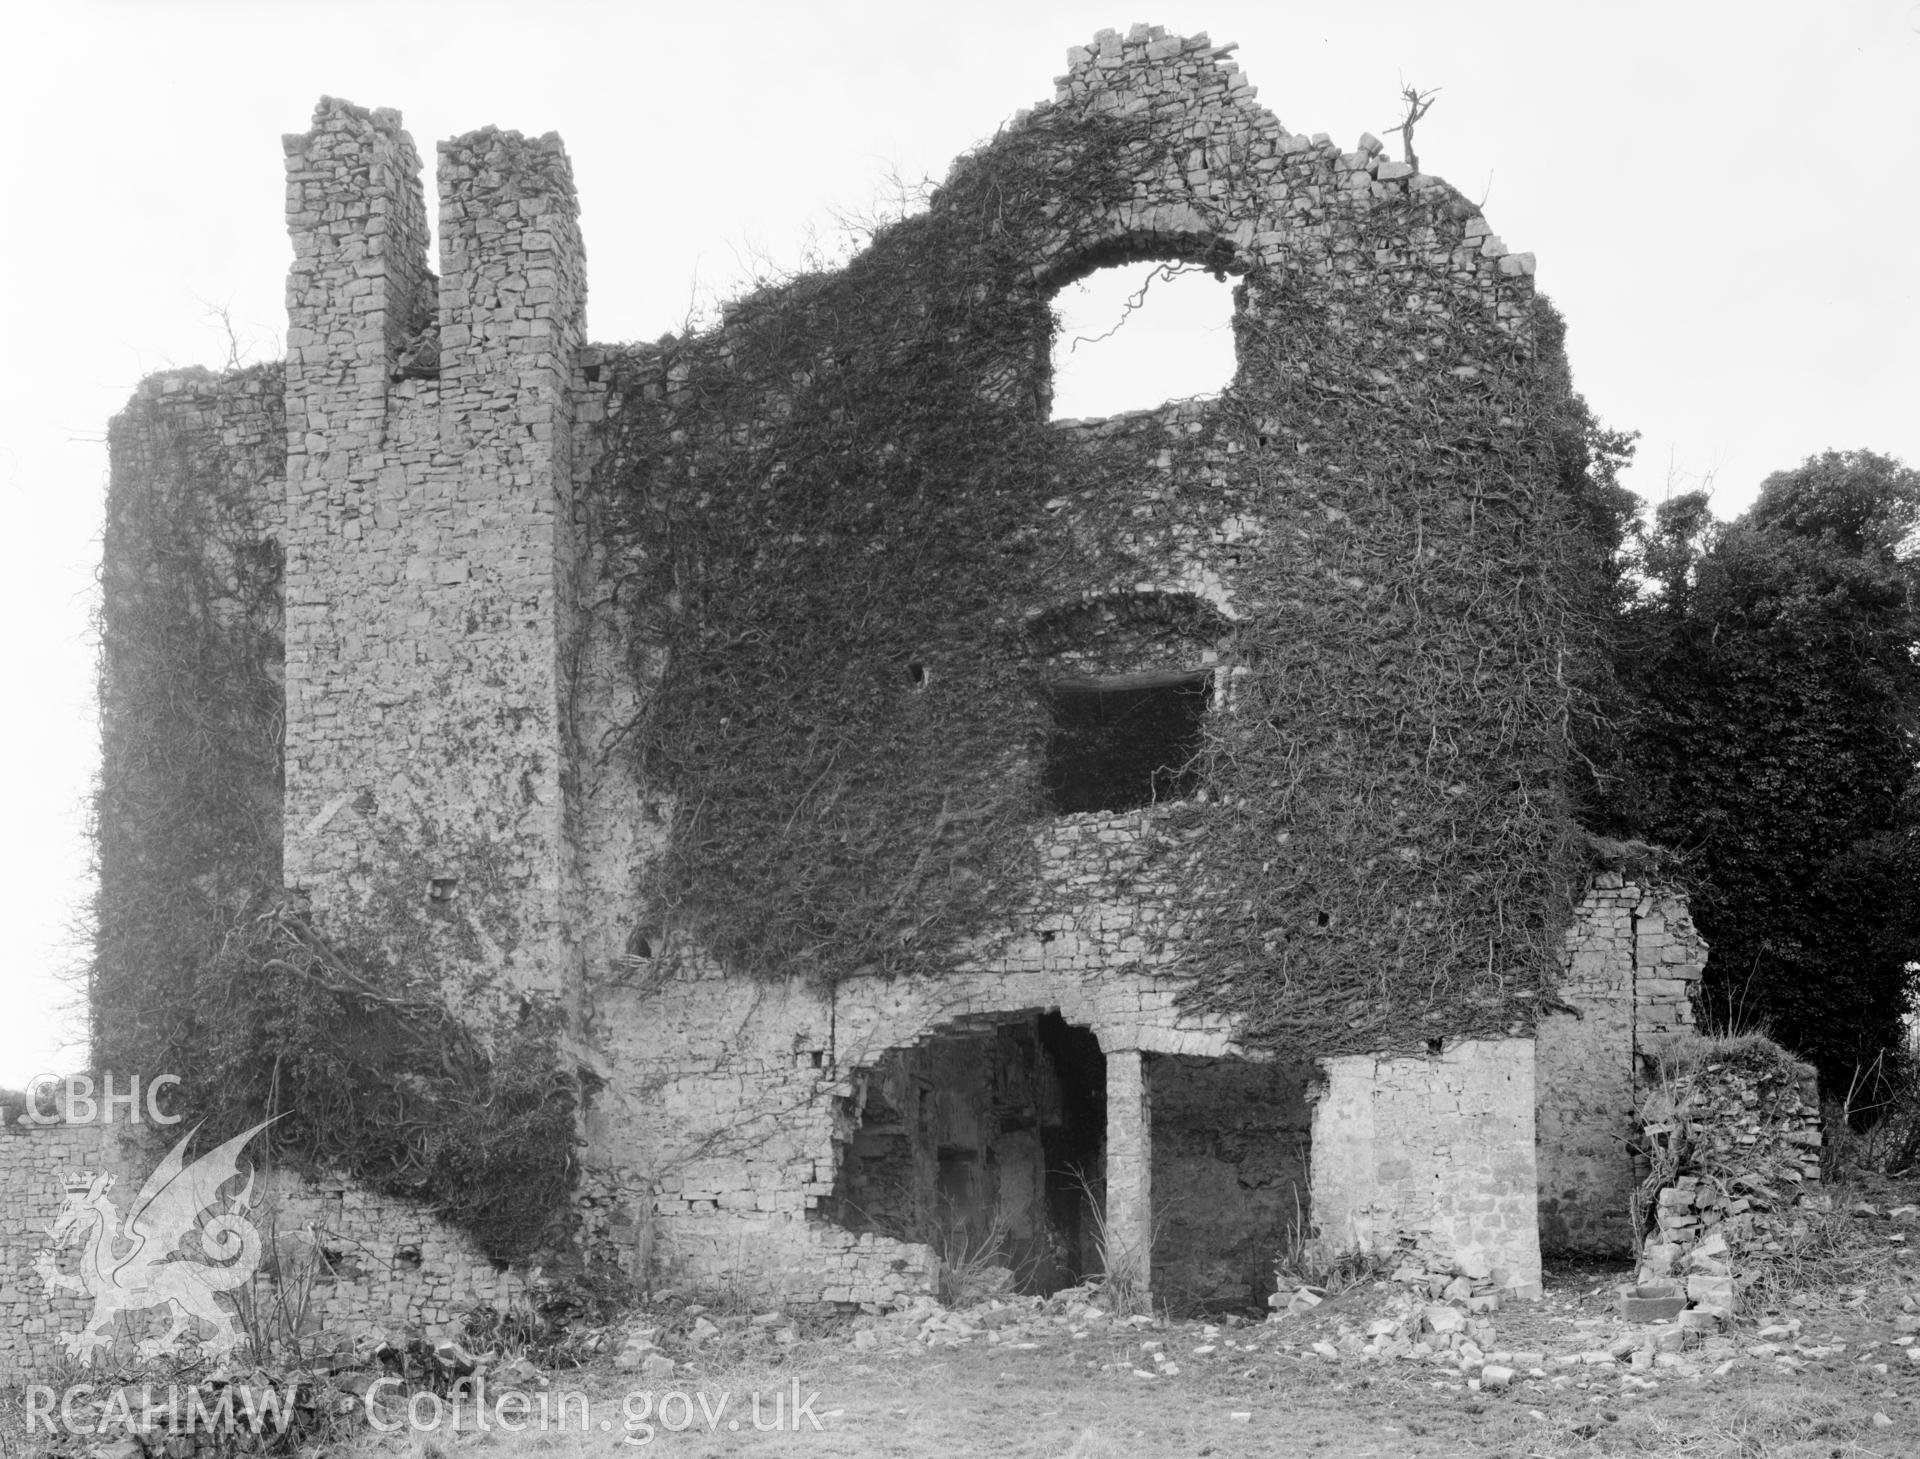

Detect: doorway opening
[1149,1053,1315,1312]
[825,1010,1107,1295]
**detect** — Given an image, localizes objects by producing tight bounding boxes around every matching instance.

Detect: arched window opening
[1048,262,1237,422]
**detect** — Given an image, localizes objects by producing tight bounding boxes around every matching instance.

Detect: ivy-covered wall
[83,25,1656,1310]
[578,24,1604,1056]
[96,368,284,1075]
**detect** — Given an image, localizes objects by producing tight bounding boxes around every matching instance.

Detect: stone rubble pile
[1381,1242,1521,1308]
[484,1196,1920,1391]
[1637,1048,1824,1318]
[1256,1282,1721,1392]
[159,1232,1908,1442]
[841,1288,1160,1353]
[1265,1259,1512,1379]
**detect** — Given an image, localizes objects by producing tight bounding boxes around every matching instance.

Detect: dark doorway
[1149,1053,1314,1313]
[825,1012,1107,1295]
[1035,1011,1107,1286]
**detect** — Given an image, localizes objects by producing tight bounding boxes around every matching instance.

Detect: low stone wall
[0,1121,521,1381]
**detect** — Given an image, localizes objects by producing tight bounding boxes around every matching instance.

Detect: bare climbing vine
[591,100,1629,1057]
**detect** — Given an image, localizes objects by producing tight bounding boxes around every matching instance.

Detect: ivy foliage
[596,116,1156,988]
[93,378,577,1259]
[1603,451,1920,1084]
[179,907,578,1259]
[597,104,1626,1056]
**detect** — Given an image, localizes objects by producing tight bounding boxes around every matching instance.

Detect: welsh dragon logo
[35,1120,274,1361]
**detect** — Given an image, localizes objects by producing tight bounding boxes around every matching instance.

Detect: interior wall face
[1535,885,1637,1255]
[829,1015,1107,1295]
[1147,1054,1313,1309]
[1534,871,1709,1255]
[833,1025,1060,1261]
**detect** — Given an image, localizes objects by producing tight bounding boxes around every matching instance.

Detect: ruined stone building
[3,25,1711,1373]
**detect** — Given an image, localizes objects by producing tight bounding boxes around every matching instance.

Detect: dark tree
[1608,452,1920,1086]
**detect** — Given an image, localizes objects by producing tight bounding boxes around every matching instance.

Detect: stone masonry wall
[585,855,1681,1307]
[568,26,1561,1304]
[590,808,1247,1306]
[0,1122,519,1382]
[1310,1039,1544,1299]
[1535,868,1708,1255]
[566,16,1552,1052]
[1034,26,1535,298]
[593,807,1643,1307]
[282,97,586,1005]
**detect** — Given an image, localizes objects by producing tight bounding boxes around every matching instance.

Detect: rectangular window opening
[1043,670,1212,815]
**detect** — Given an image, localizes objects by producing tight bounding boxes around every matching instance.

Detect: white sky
[0,0,1914,1087]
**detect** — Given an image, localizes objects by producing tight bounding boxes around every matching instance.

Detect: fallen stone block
[1618,1284,1686,1324]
